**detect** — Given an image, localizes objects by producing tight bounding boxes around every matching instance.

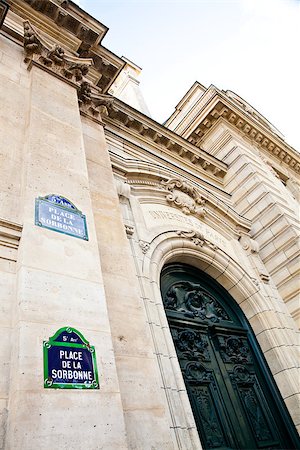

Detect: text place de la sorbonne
[0,1,299,449]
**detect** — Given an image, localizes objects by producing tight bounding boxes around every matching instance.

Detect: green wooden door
[161,264,299,450]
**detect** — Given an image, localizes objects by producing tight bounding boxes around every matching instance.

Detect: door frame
[131,229,300,448]
[161,263,299,449]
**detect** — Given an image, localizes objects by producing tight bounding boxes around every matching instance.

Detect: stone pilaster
[5,28,127,449]
[81,114,175,449]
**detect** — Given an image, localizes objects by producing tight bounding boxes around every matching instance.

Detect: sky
[74,0,300,151]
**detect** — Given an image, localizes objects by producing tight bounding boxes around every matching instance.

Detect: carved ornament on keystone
[162,178,206,218]
[177,230,218,250]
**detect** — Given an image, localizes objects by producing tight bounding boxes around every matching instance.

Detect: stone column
[81,112,175,449]
[5,46,127,449]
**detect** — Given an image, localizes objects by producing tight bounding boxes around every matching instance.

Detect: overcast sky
[75,0,300,151]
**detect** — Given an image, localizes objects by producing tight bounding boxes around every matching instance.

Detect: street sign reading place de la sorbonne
[35,194,88,240]
[44,327,99,389]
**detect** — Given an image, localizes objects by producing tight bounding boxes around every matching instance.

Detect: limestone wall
[0,2,299,448]
[0,31,128,449]
[110,168,300,439]
[0,34,28,449]
[201,123,300,326]
[82,116,176,449]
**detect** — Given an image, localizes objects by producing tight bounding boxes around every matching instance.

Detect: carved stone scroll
[239,233,270,283]
[161,178,206,218]
[177,230,218,251]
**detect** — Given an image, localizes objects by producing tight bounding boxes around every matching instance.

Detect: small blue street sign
[35,194,88,240]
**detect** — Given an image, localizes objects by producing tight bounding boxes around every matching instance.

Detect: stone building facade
[0,1,299,449]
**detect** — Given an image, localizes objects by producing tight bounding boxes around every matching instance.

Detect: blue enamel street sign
[44,327,99,389]
[35,194,88,240]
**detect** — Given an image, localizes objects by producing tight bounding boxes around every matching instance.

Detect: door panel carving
[165,281,230,322]
[161,264,299,450]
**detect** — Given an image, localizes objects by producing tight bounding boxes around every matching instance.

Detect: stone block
[274,367,300,399]
[0,328,11,396]
[123,408,174,450]
[6,390,127,450]
[0,270,15,327]
[284,393,300,427]
[15,267,110,332]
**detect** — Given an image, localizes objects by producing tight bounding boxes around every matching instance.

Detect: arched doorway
[161,263,299,450]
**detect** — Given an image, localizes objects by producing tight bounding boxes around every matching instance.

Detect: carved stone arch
[137,231,299,448]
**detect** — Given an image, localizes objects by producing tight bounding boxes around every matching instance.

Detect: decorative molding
[162,179,206,217]
[187,99,300,175]
[177,230,218,251]
[108,157,251,233]
[77,81,114,123]
[173,87,216,135]
[9,0,124,92]
[238,233,270,283]
[104,102,227,180]
[239,234,260,254]
[127,179,159,187]
[115,179,131,199]
[0,218,22,261]
[0,0,9,29]
[23,21,115,124]
[125,224,134,237]
[23,21,93,85]
[163,281,229,322]
[0,219,22,248]
[21,0,107,46]
[225,90,283,138]
[139,240,150,254]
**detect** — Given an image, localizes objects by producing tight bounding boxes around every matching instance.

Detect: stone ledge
[0,218,22,247]
[0,219,22,261]
[104,99,228,181]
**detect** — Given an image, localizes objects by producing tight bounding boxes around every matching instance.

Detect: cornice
[103,98,228,182]
[109,150,231,201]
[110,158,251,233]
[169,88,300,176]
[0,0,9,28]
[23,21,92,82]
[133,175,251,235]
[4,0,124,92]
[22,21,114,123]
[0,218,22,250]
